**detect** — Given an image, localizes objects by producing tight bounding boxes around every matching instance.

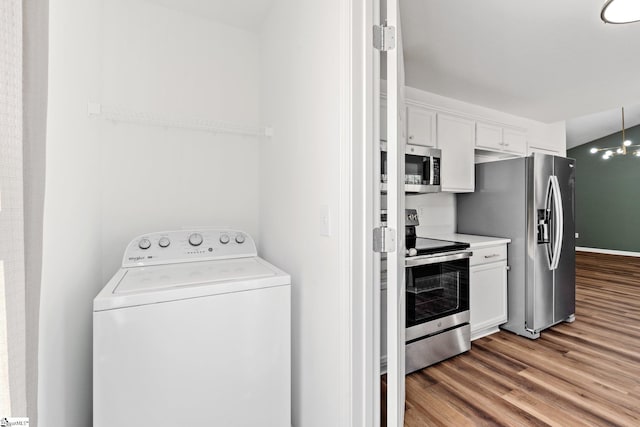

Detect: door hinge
[373,227,396,253]
[373,23,396,51]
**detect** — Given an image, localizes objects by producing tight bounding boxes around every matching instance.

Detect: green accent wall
[567,125,640,252]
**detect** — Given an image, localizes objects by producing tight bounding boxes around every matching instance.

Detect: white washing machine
[93,229,291,427]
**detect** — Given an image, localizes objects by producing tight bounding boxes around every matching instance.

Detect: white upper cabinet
[475,122,503,151]
[475,122,527,156]
[406,105,436,147]
[381,86,565,193]
[437,114,475,193]
[380,97,406,143]
[528,145,561,156]
[502,129,527,155]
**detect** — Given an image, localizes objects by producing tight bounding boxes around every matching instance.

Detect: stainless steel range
[381,210,472,373]
[403,210,472,373]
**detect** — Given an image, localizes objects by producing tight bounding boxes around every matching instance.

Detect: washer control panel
[122,229,257,267]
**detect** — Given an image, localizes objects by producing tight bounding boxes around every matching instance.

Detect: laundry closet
[39,1,355,426]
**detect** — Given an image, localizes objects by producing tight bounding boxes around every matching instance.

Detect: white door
[379,0,405,425]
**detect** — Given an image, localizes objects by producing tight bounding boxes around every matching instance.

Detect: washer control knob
[219,234,230,244]
[235,234,245,244]
[188,233,203,246]
[138,238,151,250]
[158,237,171,248]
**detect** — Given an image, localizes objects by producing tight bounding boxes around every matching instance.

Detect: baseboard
[471,325,501,341]
[576,246,640,258]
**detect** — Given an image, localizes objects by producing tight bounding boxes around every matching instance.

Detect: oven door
[405,251,470,340]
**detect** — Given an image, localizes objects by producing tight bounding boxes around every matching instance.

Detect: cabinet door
[528,145,560,157]
[475,122,503,151]
[436,114,475,192]
[407,106,436,147]
[381,98,406,143]
[502,129,527,155]
[470,261,508,339]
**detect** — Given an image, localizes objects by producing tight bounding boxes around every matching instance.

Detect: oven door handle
[405,250,472,267]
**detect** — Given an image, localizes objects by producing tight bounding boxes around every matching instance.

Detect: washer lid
[115,257,275,294]
[94,257,290,311]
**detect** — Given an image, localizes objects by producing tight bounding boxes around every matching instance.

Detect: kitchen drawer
[470,244,507,266]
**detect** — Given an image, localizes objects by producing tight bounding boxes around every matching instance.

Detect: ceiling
[401,0,640,145]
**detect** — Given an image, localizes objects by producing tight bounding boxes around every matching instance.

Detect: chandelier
[601,0,640,24]
[590,107,640,159]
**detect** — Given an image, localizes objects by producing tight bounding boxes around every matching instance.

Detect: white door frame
[342,0,404,426]
[341,0,378,425]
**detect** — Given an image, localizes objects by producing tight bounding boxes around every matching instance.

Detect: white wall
[39,0,103,425]
[259,0,348,425]
[99,0,263,281]
[40,0,264,424]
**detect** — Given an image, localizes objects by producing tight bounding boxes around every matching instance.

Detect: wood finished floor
[383,251,640,426]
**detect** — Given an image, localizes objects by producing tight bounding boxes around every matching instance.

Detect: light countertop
[426,233,511,249]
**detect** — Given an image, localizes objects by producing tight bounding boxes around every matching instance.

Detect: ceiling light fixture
[601,0,640,24]
[589,107,640,159]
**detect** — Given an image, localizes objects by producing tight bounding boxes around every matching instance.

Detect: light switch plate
[575,232,579,238]
[320,204,331,237]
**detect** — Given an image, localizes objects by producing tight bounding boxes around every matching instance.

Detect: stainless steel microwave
[380,142,442,193]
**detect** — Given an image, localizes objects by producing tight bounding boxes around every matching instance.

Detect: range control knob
[138,238,151,250]
[188,233,203,246]
[219,234,230,244]
[235,234,245,244]
[158,237,171,248]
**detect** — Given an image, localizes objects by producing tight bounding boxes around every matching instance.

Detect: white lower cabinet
[469,244,508,340]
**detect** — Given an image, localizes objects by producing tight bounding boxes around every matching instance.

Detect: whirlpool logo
[0,417,29,427]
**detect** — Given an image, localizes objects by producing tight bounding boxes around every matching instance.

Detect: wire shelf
[87,102,273,138]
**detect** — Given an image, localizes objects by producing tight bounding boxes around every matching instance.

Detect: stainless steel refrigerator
[457,153,575,339]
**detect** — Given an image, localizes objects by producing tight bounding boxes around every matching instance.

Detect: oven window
[406,259,469,326]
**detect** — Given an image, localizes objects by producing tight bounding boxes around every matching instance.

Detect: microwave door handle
[550,175,564,270]
[429,156,434,185]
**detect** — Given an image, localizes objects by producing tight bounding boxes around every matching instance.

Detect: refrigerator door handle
[543,176,554,268]
[550,175,564,270]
